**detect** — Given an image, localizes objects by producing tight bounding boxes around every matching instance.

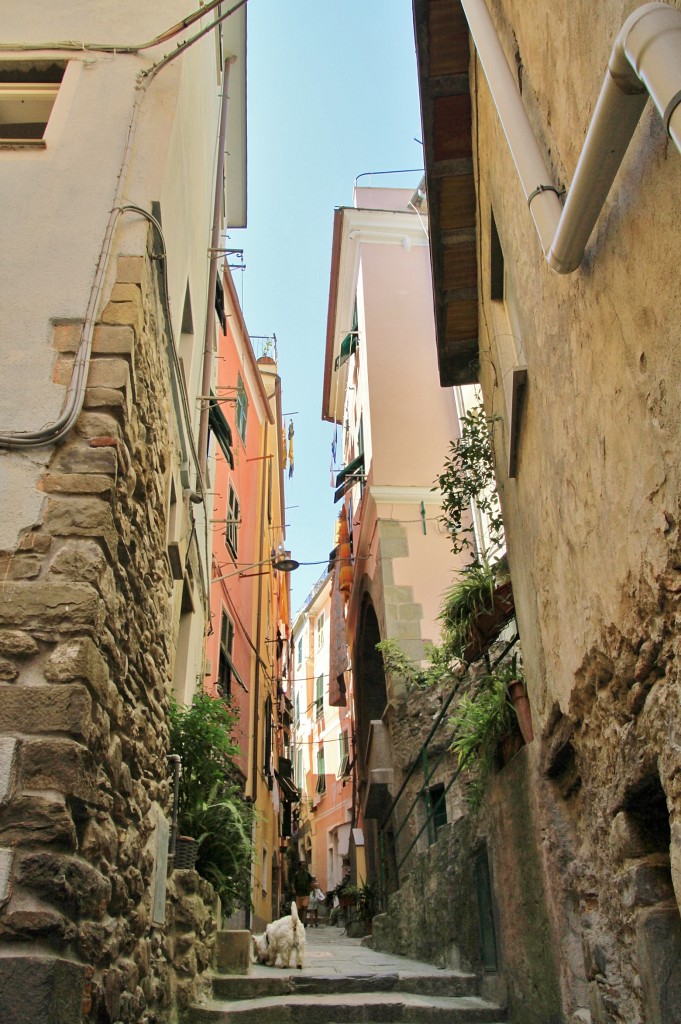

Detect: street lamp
[212,552,300,584]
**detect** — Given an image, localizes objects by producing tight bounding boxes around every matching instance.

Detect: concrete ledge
[214,929,251,974]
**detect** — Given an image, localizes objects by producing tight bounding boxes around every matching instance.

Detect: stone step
[188,990,506,1023]
[211,970,479,1002]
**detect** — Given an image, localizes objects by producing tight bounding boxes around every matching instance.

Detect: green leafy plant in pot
[169,693,254,917]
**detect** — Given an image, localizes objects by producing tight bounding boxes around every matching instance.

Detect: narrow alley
[188,923,507,1023]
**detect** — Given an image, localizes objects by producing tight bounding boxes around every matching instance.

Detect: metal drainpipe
[197,58,235,480]
[459,1,681,273]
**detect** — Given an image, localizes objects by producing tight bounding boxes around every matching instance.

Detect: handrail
[377,634,520,892]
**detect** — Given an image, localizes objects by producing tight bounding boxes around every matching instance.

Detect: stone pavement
[189,922,508,1022]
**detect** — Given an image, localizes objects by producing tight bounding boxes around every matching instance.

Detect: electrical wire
[0,1,245,449]
[0,0,247,54]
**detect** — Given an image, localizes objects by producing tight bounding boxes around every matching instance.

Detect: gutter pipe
[198,58,235,481]
[459,1,681,273]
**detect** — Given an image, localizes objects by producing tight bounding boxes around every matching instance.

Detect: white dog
[251,901,305,970]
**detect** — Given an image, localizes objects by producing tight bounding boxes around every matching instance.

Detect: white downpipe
[459,1,681,274]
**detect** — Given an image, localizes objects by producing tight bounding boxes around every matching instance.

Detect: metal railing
[377,633,519,904]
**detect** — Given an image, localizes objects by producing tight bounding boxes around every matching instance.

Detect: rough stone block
[115,256,145,284]
[92,323,134,355]
[5,555,42,580]
[21,738,100,804]
[101,298,143,334]
[17,532,52,554]
[18,852,111,918]
[619,860,674,908]
[74,411,123,442]
[45,637,109,689]
[0,794,77,848]
[52,354,74,386]
[44,498,117,560]
[636,906,681,1023]
[41,473,114,497]
[0,737,17,804]
[0,847,13,906]
[110,283,141,303]
[0,631,38,657]
[48,539,107,583]
[53,444,118,476]
[0,579,102,632]
[0,955,85,1024]
[83,386,129,411]
[87,356,132,392]
[214,930,251,974]
[51,323,82,353]
[0,659,19,680]
[0,683,91,737]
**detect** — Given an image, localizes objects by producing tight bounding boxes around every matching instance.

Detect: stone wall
[372,745,563,1024]
[470,1,681,1019]
[0,248,210,1023]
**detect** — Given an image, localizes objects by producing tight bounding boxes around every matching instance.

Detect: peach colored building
[290,567,360,896]
[206,268,294,928]
[321,185,465,891]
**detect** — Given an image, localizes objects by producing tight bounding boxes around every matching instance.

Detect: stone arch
[353,593,387,773]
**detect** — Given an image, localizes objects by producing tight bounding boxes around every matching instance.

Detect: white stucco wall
[0,2,245,551]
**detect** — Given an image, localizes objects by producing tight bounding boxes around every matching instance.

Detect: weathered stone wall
[473,1,681,1020]
[0,249,209,1023]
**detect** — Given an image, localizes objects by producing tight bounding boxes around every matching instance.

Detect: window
[337,730,350,778]
[429,783,447,830]
[316,746,326,794]
[263,695,273,786]
[316,612,325,651]
[235,373,248,442]
[0,62,65,146]
[261,848,268,894]
[217,610,235,699]
[226,484,240,558]
[315,674,324,720]
[296,636,303,667]
[296,746,303,788]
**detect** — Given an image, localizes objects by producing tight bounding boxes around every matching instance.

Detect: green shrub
[169,694,254,916]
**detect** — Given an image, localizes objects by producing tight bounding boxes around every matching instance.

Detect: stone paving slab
[190,991,505,1023]
[212,971,478,1001]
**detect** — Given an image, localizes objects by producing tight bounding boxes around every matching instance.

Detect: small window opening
[0,62,65,145]
[429,782,447,830]
[490,210,504,301]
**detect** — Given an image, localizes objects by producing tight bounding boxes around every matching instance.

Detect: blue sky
[232,0,423,613]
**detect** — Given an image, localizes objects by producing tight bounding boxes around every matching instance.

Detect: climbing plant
[434,406,504,562]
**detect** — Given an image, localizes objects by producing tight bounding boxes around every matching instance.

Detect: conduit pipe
[459,1,681,273]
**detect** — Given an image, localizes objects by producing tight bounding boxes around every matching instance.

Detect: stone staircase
[187,959,507,1023]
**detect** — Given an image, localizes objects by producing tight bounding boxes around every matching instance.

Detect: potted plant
[169,694,254,916]
[439,560,514,664]
[448,658,528,806]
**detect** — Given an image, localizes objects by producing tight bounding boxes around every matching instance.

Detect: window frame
[314,674,324,720]
[0,62,66,147]
[235,373,248,443]
[316,612,325,651]
[226,483,240,558]
[217,609,235,699]
[316,746,326,794]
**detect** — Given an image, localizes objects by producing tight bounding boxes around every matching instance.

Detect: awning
[334,452,365,503]
[274,770,301,803]
[208,392,235,468]
[334,330,359,370]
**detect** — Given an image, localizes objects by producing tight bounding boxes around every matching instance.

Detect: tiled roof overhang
[413,0,479,386]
